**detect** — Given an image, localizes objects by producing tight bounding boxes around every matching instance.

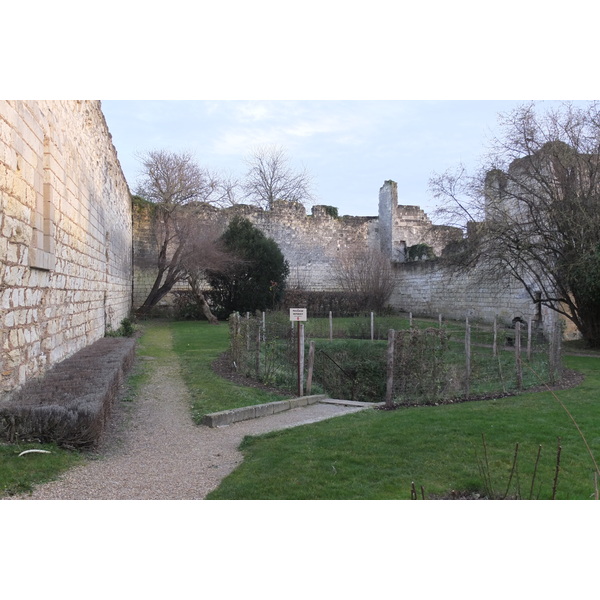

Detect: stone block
[272,400,291,414]
[231,406,256,423]
[253,403,275,418]
[202,410,236,428]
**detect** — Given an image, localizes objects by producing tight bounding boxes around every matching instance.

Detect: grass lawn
[0,443,82,497]
[3,318,598,500]
[207,354,600,500]
[168,320,287,423]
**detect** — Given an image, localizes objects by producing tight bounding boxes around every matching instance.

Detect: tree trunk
[197,292,219,325]
[188,279,219,324]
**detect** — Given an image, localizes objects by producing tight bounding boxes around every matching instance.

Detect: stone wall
[132,183,452,310]
[131,177,562,336]
[390,260,543,326]
[233,201,379,291]
[390,258,580,341]
[1,100,132,398]
[132,200,381,308]
[378,180,459,261]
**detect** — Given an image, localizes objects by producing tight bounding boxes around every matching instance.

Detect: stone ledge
[320,399,384,408]
[0,336,136,447]
[201,394,327,428]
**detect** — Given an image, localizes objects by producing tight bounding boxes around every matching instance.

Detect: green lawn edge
[207,354,600,500]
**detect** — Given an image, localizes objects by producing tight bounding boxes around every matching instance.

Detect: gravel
[11,356,366,500]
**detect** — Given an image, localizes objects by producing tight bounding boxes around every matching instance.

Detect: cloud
[209,101,387,158]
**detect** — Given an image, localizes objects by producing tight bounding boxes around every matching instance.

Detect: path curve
[12,354,365,500]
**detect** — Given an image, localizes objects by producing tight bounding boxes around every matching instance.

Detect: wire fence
[227,311,563,405]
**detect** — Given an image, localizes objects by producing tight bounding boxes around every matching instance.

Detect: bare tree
[431,101,600,347]
[179,223,239,324]
[134,150,236,313]
[334,247,395,312]
[242,145,314,209]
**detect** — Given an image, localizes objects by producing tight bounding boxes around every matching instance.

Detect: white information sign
[289,308,307,322]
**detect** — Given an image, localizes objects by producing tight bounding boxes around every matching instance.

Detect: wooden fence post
[255,319,261,378]
[306,341,315,395]
[465,319,471,398]
[527,318,532,362]
[549,318,562,384]
[371,311,374,341]
[493,317,498,357]
[246,312,251,351]
[385,329,396,408]
[329,311,333,342]
[515,321,522,390]
[298,322,305,397]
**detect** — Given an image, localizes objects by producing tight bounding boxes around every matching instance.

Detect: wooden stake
[465,320,471,398]
[515,321,522,390]
[306,341,315,395]
[385,329,395,408]
[297,322,305,397]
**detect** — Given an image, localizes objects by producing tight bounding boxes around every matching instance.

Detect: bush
[312,340,387,402]
[207,217,289,316]
[281,289,388,317]
[106,317,135,337]
[392,327,453,404]
[0,337,136,448]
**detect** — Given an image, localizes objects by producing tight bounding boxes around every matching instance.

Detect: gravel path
[12,353,365,500]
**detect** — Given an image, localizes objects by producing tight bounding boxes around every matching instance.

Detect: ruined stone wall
[378,180,460,261]
[1,100,132,398]
[132,200,380,308]
[231,201,379,291]
[390,259,558,330]
[131,178,552,333]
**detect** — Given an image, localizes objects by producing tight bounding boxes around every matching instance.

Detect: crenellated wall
[1,100,132,398]
[132,181,456,309]
[132,200,382,307]
[233,201,380,291]
[132,178,551,334]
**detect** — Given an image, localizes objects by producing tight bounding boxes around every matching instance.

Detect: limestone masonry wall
[390,260,554,329]
[1,100,132,399]
[132,174,545,335]
[231,201,380,291]
[132,200,381,308]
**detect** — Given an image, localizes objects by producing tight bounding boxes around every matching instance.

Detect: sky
[101,100,583,219]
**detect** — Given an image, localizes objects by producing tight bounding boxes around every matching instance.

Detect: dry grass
[0,337,136,448]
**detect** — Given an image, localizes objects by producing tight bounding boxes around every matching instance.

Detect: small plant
[393,327,452,404]
[474,434,562,500]
[321,205,339,218]
[406,243,435,261]
[106,317,136,337]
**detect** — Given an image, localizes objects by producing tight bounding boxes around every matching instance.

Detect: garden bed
[0,337,136,448]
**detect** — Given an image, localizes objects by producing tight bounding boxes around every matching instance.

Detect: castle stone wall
[131,179,559,336]
[132,200,381,308]
[230,201,379,291]
[1,100,132,398]
[390,259,555,329]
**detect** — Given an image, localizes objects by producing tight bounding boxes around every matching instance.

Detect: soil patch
[378,368,585,410]
[213,347,585,410]
[211,351,295,396]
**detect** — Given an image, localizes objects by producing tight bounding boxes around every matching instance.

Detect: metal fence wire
[227,312,560,405]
